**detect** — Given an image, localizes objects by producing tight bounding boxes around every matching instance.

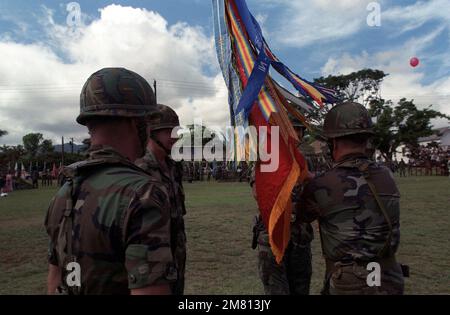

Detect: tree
[0,145,26,173]
[184,124,221,148]
[0,145,25,161]
[79,138,91,154]
[314,68,387,106]
[368,98,449,161]
[303,69,388,129]
[0,130,7,138]
[40,139,54,155]
[175,124,227,162]
[22,133,56,159]
[310,69,449,160]
[22,133,44,159]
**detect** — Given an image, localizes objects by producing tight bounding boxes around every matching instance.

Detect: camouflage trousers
[323,258,405,295]
[171,220,187,295]
[257,230,312,295]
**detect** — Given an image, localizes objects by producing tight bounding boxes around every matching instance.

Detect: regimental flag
[213,0,335,262]
[52,163,58,179]
[21,162,26,179]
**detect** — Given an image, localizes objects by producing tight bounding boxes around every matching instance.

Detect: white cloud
[383,0,450,35]
[0,12,29,40]
[261,0,377,48]
[0,5,229,146]
[258,0,450,48]
[320,27,450,127]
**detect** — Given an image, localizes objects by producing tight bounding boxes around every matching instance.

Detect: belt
[325,255,398,276]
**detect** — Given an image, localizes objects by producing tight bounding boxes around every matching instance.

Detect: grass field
[0,176,449,295]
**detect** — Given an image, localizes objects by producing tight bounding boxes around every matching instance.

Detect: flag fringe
[268,157,300,263]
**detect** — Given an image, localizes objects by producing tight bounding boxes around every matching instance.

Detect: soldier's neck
[91,136,141,162]
[88,120,143,162]
[148,140,169,172]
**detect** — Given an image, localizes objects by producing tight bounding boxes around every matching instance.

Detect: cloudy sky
[0,0,448,145]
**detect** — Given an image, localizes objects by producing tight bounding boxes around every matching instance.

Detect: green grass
[0,177,449,294]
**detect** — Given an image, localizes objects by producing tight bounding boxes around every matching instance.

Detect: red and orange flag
[213,0,334,262]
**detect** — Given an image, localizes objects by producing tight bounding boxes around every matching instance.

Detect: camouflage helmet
[146,104,180,131]
[77,67,157,125]
[323,101,374,139]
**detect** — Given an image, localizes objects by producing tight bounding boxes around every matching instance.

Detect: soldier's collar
[141,149,160,169]
[143,149,176,170]
[333,153,370,168]
[64,145,142,178]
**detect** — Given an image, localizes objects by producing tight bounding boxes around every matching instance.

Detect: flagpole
[62,136,65,166]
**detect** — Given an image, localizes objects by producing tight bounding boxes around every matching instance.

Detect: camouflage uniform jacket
[297,153,401,262]
[135,149,186,295]
[45,145,176,294]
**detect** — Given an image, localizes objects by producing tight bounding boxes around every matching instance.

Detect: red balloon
[410,57,419,67]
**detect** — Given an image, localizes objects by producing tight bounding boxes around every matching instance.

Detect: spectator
[4,173,13,192]
[0,173,5,194]
[31,169,39,189]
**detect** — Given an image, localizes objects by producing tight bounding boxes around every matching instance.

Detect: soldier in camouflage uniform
[296,101,406,295]
[135,104,187,295]
[45,68,178,295]
[250,117,313,295]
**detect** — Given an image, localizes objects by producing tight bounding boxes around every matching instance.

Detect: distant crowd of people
[381,145,450,176]
[2,145,448,195]
[0,167,66,196]
[408,146,449,167]
[180,155,333,184]
[182,161,251,183]
[1,155,333,193]
[30,169,56,188]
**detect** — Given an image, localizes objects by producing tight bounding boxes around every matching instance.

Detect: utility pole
[61,136,65,166]
[70,137,74,154]
[153,79,157,104]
